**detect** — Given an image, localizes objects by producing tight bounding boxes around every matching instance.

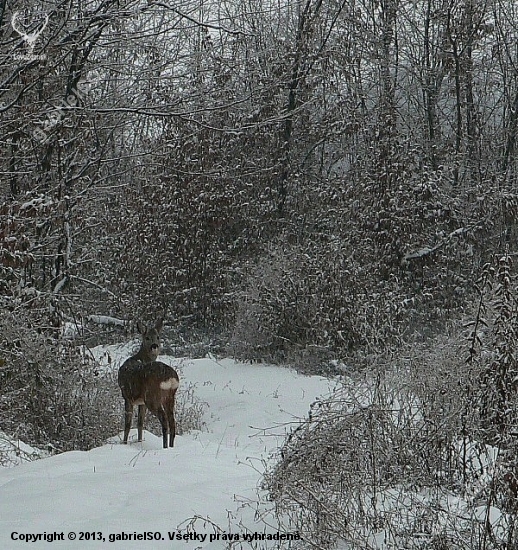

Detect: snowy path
[0,357,332,549]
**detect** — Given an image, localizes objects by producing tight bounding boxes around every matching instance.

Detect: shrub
[0,311,121,451]
[264,329,518,549]
[230,241,408,364]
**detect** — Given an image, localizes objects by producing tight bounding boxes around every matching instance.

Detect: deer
[117,317,179,448]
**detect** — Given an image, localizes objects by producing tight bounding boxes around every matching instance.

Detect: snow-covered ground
[0,352,333,549]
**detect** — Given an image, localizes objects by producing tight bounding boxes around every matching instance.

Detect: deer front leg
[123,400,133,444]
[137,404,146,442]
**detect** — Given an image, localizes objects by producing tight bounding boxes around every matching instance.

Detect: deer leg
[137,404,146,442]
[123,400,133,444]
[167,396,176,448]
[156,406,168,449]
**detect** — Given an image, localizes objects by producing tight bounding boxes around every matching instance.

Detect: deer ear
[136,320,145,334]
[155,317,164,332]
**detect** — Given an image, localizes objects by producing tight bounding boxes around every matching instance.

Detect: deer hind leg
[123,400,133,444]
[156,406,169,449]
[167,394,176,447]
[137,404,146,442]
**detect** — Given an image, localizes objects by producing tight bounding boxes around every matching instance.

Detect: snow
[0,352,333,549]
[87,315,126,327]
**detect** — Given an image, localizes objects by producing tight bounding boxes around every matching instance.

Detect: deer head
[133,317,164,363]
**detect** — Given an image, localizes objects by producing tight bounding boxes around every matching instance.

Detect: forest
[2,0,518,547]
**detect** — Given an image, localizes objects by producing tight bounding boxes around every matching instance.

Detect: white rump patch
[160,378,179,391]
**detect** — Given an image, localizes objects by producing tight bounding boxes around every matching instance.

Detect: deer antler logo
[11,11,49,56]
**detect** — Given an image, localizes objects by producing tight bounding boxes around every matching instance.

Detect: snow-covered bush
[173,378,207,435]
[231,241,407,364]
[0,311,120,452]
[264,329,518,549]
